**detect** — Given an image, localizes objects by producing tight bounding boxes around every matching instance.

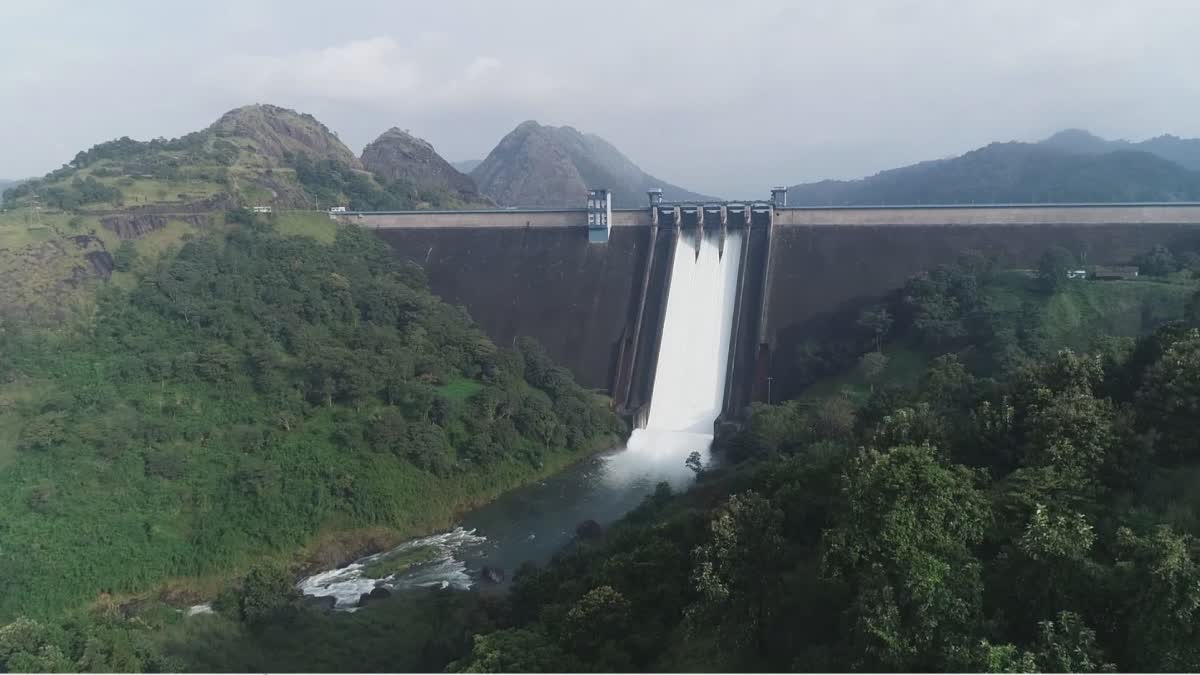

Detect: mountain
[787,141,1200,206]
[361,128,488,206]
[452,159,483,174]
[1040,128,1200,171]
[1,104,466,214]
[0,104,473,321]
[471,121,714,208]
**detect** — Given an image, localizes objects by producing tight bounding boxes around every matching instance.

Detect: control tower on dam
[338,194,1200,418]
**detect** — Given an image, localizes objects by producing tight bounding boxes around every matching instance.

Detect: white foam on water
[296,527,487,609]
[625,230,743,467]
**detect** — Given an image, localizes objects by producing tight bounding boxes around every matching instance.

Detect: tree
[955,612,1112,673]
[870,404,946,451]
[857,351,889,392]
[1136,331,1200,463]
[902,270,969,346]
[986,503,1102,639]
[1187,290,1200,326]
[813,394,856,440]
[920,354,975,412]
[822,445,990,670]
[1037,246,1077,293]
[1030,611,1113,673]
[560,586,634,668]
[1135,244,1177,277]
[514,391,557,446]
[112,241,139,273]
[0,617,73,673]
[857,307,893,351]
[728,401,809,461]
[17,411,67,452]
[1021,388,1114,479]
[407,423,454,475]
[457,628,574,673]
[238,564,298,626]
[1114,525,1200,671]
[685,451,704,475]
[689,491,786,658]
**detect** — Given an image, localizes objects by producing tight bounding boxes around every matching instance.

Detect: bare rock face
[361,128,486,204]
[84,250,115,278]
[210,104,362,169]
[100,213,213,240]
[471,120,715,208]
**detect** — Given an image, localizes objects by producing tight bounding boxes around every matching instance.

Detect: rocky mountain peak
[360,127,485,204]
[471,121,713,208]
[210,104,361,168]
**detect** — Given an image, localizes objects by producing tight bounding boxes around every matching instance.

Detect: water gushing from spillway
[625,229,743,463]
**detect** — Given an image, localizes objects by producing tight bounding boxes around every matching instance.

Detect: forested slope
[7,237,1200,673]
[0,216,617,626]
[449,247,1200,672]
[787,142,1200,205]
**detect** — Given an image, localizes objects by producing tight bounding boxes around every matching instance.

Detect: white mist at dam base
[295,230,743,607]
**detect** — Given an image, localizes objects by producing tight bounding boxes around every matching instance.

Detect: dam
[343,193,1200,421]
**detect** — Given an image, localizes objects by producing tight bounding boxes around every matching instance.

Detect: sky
[2,0,1200,197]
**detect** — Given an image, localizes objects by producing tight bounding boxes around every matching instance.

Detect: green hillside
[0,219,618,624]
[0,104,481,322]
[787,142,1200,205]
[799,268,1197,405]
[1,104,460,213]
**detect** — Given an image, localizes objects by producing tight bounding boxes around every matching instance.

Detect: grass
[0,208,75,248]
[438,378,484,402]
[0,207,219,319]
[274,211,337,244]
[0,410,21,469]
[1041,279,1194,349]
[801,345,930,404]
[0,379,55,470]
[977,272,1197,355]
[93,175,224,207]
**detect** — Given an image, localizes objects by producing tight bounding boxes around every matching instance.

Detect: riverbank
[99,432,622,613]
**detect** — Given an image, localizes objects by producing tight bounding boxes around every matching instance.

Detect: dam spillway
[626,230,743,459]
[644,231,743,432]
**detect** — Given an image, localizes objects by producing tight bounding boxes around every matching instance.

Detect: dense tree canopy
[0,217,617,632]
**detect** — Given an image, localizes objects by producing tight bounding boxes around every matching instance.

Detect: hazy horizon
[3,1,1200,196]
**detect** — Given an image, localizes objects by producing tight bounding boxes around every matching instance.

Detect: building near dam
[336,192,1200,428]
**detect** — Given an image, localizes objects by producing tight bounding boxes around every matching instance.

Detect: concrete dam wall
[372,225,673,412]
[761,218,1200,402]
[360,203,1200,415]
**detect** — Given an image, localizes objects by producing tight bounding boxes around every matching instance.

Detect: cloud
[228,37,421,103]
[3,0,1200,194]
[465,56,502,81]
[218,37,564,113]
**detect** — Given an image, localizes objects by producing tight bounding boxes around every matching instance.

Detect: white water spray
[623,230,742,471]
[296,528,487,609]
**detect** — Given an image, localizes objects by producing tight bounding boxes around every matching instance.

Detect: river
[296,439,709,608]
[299,231,741,608]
